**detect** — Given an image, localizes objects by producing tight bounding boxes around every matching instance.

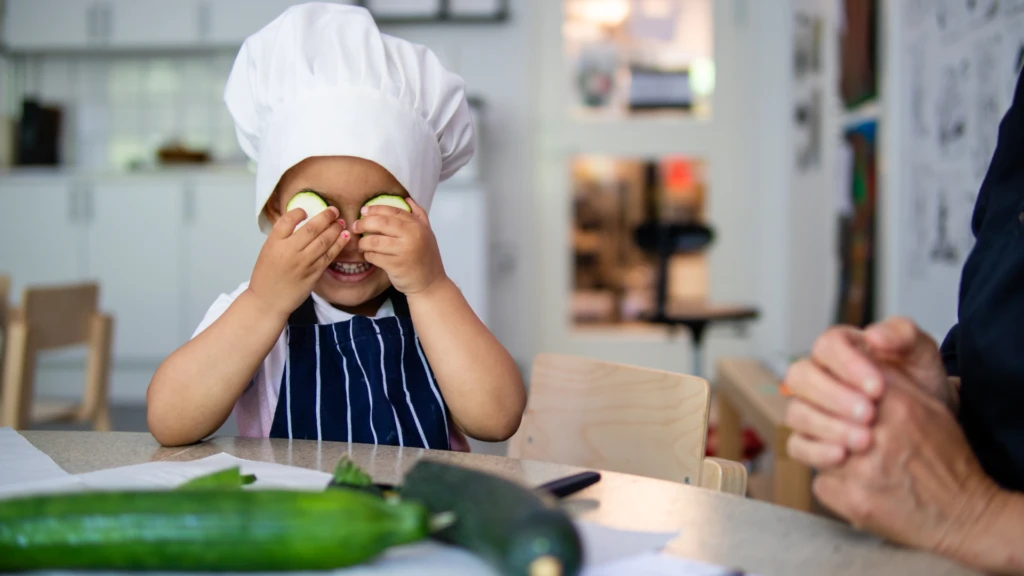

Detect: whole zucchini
[402,460,583,576]
[0,488,428,572]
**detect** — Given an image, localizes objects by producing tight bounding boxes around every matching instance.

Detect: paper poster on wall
[966,0,1000,29]
[935,0,970,39]
[936,57,970,159]
[1003,0,1024,15]
[794,11,824,80]
[904,0,933,29]
[1003,15,1024,103]
[795,88,822,171]
[908,42,931,146]
[906,165,931,279]
[928,173,976,268]
[973,32,1003,180]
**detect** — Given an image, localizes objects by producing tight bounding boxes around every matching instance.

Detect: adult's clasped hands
[783,317,1020,573]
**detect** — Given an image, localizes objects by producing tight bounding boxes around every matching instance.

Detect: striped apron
[268,291,451,449]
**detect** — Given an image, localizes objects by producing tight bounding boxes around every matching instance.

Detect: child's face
[267,156,408,312]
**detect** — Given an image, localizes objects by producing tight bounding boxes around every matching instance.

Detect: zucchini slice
[286,191,329,228]
[362,194,411,215]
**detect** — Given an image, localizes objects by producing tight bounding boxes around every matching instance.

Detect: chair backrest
[0,274,9,330]
[20,283,99,350]
[509,353,711,486]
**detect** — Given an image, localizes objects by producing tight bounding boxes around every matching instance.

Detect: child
[146,3,526,448]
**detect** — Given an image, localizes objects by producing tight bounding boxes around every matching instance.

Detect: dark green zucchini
[177,467,255,490]
[0,488,429,572]
[402,460,583,576]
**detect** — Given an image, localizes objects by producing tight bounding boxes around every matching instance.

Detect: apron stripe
[371,319,404,447]
[351,321,378,444]
[285,327,293,440]
[415,336,449,443]
[315,325,322,442]
[331,324,352,442]
[396,320,429,448]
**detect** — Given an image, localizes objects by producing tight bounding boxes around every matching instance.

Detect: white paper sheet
[0,427,70,485]
[584,552,750,576]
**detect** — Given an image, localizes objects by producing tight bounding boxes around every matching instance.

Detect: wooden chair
[1,282,113,431]
[509,353,747,495]
[0,274,9,372]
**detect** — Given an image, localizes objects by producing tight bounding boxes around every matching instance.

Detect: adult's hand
[784,317,951,469]
[813,366,1024,575]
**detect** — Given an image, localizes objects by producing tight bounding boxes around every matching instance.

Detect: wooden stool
[715,358,812,511]
[509,353,747,495]
[1,282,114,431]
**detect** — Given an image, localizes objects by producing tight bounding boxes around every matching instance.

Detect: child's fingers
[292,207,341,247]
[300,220,344,264]
[406,196,430,225]
[358,233,402,256]
[363,250,397,271]
[350,214,407,237]
[271,208,309,239]
[320,229,351,268]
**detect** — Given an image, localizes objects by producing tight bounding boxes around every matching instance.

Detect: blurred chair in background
[510,353,747,495]
[1,282,113,430]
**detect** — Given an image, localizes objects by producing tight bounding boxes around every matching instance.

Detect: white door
[181,175,265,342]
[0,176,85,296]
[101,0,202,48]
[431,183,488,325]
[2,0,95,50]
[85,178,183,361]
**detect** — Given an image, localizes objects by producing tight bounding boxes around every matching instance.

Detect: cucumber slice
[286,191,329,228]
[362,195,411,215]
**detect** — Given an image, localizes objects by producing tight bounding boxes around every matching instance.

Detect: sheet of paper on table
[0,429,754,575]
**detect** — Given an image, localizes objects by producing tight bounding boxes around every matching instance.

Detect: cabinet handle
[100,2,112,43]
[82,185,94,224]
[86,3,98,42]
[198,1,212,42]
[183,184,197,226]
[68,186,79,223]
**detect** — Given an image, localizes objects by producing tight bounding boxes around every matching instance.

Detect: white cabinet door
[181,175,265,342]
[101,0,202,48]
[85,179,183,360]
[431,184,488,325]
[202,0,294,46]
[3,0,95,50]
[0,176,85,296]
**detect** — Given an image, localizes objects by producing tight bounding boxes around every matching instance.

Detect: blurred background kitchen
[0,0,1012,475]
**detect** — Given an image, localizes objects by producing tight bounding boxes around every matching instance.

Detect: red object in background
[662,157,694,190]
[705,423,765,461]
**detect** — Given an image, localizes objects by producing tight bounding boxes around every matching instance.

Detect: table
[19,431,977,576]
[715,357,812,512]
[647,302,759,377]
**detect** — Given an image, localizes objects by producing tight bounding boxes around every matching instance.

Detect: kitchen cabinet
[181,175,265,341]
[431,183,488,325]
[0,176,85,296]
[85,179,183,361]
[2,0,94,50]
[102,0,202,49]
[200,0,297,46]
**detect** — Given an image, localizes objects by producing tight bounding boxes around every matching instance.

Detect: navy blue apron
[268,289,451,449]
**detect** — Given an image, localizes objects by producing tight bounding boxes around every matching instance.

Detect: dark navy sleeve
[939,324,959,378]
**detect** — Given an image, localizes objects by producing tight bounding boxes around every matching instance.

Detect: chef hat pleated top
[224,2,475,233]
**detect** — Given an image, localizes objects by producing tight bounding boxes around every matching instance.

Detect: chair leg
[1,320,34,430]
[82,313,113,432]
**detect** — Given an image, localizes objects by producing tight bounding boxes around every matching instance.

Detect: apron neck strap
[287,288,410,326]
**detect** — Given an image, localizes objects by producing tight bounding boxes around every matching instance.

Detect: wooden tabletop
[21,431,978,576]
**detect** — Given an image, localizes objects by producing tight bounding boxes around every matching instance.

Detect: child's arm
[352,199,526,441]
[147,207,349,446]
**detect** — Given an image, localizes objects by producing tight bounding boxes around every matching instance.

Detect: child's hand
[248,206,350,318]
[350,197,446,295]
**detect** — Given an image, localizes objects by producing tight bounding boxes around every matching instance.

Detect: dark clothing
[940,71,1024,492]
[268,290,451,449]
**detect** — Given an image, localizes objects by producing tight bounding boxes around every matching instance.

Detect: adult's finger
[350,213,408,237]
[299,220,343,263]
[292,206,341,247]
[271,207,311,239]
[864,317,946,386]
[785,360,876,424]
[787,433,847,469]
[811,326,885,398]
[358,233,402,256]
[785,399,872,451]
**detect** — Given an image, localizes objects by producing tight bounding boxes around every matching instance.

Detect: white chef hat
[224,2,475,233]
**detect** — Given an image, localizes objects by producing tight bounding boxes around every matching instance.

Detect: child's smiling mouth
[326,261,375,283]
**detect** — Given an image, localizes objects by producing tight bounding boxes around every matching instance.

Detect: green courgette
[362,194,411,215]
[177,467,255,490]
[0,489,429,571]
[402,460,583,576]
[286,190,329,229]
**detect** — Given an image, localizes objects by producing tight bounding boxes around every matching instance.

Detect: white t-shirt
[191,281,395,437]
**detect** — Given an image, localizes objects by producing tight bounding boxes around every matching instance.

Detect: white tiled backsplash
[7,52,245,170]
